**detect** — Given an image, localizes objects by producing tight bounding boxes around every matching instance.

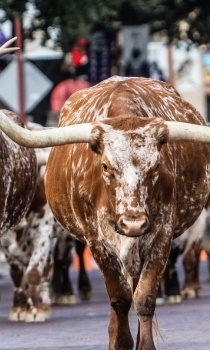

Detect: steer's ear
[89,125,104,154]
[155,120,169,146]
[157,129,168,146]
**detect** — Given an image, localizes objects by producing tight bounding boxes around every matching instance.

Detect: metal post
[14,16,26,122]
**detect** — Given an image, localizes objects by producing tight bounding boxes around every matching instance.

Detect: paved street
[0,258,210,350]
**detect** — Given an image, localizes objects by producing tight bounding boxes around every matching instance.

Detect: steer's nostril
[117,213,150,237]
[119,217,127,229]
[141,218,151,234]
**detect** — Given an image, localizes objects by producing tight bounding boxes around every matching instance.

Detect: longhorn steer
[0,162,56,322]
[51,230,92,304]
[0,76,210,350]
[0,109,37,236]
[0,160,91,322]
[157,208,209,304]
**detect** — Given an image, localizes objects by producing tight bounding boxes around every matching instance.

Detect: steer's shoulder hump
[58,76,204,127]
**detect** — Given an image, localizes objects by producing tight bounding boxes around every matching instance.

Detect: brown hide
[0,110,37,236]
[46,77,210,239]
[45,76,210,350]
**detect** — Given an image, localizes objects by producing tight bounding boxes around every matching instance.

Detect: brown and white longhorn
[0,76,210,350]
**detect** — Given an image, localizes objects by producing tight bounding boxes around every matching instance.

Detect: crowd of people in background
[0,25,165,126]
[61,32,165,84]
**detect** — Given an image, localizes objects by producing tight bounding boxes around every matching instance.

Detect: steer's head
[89,116,168,237]
[1,103,210,237]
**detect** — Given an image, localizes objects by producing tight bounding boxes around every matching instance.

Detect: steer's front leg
[89,240,134,350]
[134,280,156,350]
[133,236,172,350]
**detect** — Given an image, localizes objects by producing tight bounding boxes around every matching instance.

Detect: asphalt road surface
[0,257,210,350]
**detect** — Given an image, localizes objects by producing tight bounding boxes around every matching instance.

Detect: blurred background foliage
[0,0,210,51]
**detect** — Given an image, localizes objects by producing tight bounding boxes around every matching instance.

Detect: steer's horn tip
[9,36,17,43]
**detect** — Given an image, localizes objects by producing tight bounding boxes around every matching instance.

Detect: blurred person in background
[125,47,150,78]
[62,37,89,80]
[88,22,114,85]
[149,61,165,81]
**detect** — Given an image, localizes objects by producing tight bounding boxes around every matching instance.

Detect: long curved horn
[0,37,19,56]
[165,121,210,143]
[2,109,210,148]
[0,110,92,148]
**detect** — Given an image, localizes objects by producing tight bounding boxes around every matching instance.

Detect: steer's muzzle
[116,213,151,237]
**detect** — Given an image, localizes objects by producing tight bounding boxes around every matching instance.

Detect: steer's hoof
[41,304,52,319]
[79,288,92,301]
[156,285,164,306]
[25,305,51,322]
[168,295,182,304]
[156,297,165,306]
[52,293,76,305]
[181,287,202,299]
[194,287,202,297]
[9,307,26,322]
[62,295,77,305]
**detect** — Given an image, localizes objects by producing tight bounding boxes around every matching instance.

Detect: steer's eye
[102,163,108,172]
